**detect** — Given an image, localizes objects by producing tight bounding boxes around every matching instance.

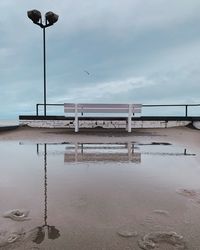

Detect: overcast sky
[1,0,200,118]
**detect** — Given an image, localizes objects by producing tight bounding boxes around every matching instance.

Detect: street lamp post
[27,10,59,116]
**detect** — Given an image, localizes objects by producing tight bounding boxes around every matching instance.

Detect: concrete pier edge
[19,115,200,130]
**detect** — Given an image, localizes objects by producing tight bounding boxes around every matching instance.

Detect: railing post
[185,105,188,117]
[36,104,39,116]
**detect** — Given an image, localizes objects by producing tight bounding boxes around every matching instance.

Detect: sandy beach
[0,126,200,145]
[0,126,200,249]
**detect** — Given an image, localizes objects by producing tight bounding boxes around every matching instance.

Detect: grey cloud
[1,0,200,118]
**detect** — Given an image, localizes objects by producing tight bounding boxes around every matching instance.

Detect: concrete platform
[19,115,200,130]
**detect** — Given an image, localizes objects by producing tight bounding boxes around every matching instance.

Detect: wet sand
[0,126,199,249]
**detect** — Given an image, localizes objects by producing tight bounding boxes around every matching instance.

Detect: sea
[0,119,19,127]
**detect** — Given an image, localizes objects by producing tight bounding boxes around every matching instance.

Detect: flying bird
[84,70,90,75]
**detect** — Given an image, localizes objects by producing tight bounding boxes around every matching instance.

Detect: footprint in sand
[138,231,187,250]
[177,188,200,204]
[143,209,170,227]
[153,210,169,216]
[117,228,138,238]
[3,209,30,221]
[0,228,26,248]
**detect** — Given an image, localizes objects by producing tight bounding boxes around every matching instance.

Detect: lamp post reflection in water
[44,143,47,226]
[33,143,60,244]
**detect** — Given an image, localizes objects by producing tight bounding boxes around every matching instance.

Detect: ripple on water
[138,231,187,250]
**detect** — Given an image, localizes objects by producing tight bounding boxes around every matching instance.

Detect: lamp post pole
[27,10,59,116]
[43,27,47,116]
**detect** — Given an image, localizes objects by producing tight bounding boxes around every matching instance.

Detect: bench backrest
[64,103,142,114]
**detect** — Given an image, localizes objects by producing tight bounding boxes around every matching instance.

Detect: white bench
[64,103,142,132]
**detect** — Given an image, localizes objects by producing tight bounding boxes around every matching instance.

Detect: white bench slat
[64,103,142,109]
[79,104,130,108]
[64,108,141,113]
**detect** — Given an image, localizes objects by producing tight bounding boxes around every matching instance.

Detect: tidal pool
[0,141,199,249]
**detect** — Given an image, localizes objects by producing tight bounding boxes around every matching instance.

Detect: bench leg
[75,118,79,132]
[128,104,132,132]
[75,103,79,132]
[128,142,132,160]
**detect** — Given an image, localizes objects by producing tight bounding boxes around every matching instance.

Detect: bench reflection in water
[34,142,195,164]
[64,143,141,163]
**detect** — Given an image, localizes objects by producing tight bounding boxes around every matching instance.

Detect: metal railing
[36,103,63,116]
[35,103,200,117]
[142,104,200,117]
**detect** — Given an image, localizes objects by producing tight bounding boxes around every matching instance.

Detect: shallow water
[0,141,200,249]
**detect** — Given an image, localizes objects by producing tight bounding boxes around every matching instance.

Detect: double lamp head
[27,9,58,26]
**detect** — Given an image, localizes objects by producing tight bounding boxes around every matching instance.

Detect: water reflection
[141,149,195,156]
[36,142,141,163]
[0,144,60,249]
[35,142,195,164]
[33,144,60,244]
[33,142,195,249]
[1,141,198,249]
[64,143,141,163]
